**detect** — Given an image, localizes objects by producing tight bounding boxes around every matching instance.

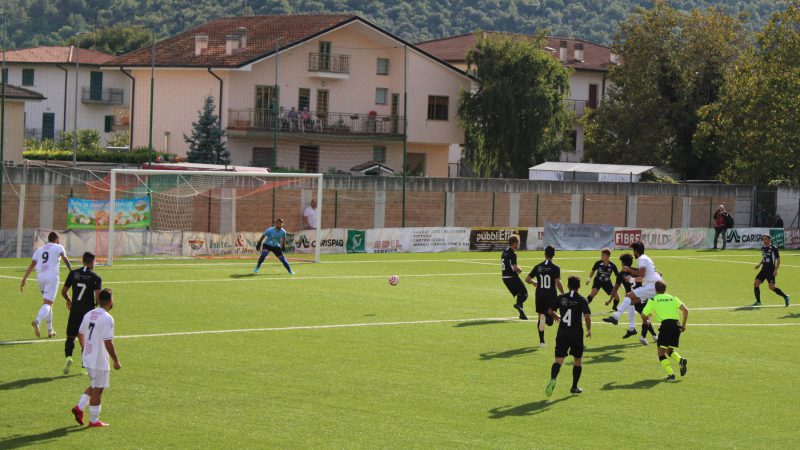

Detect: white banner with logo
[526,227,545,250]
[677,228,710,249]
[721,228,773,249]
[365,227,470,253]
[614,228,680,250]
[289,229,349,254]
[544,223,615,251]
[785,228,800,249]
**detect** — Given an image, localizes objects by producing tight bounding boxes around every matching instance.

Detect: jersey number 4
[562,309,572,327]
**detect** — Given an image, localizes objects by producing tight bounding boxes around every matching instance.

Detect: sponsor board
[67,197,151,230]
[786,228,800,249]
[367,228,471,253]
[469,228,528,251]
[770,229,785,249]
[723,228,775,249]
[347,230,366,253]
[677,228,710,249]
[292,229,350,254]
[184,232,262,257]
[526,227,545,250]
[544,223,614,251]
[614,228,679,250]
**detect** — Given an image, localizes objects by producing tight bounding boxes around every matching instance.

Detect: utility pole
[148,29,155,160]
[1,9,6,228]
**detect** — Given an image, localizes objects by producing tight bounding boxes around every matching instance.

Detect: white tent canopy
[528,162,655,182]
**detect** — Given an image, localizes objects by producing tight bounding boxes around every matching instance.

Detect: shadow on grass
[731,305,761,312]
[480,347,539,360]
[0,374,79,391]
[584,343,640,353]
[488,396,573,418]
[229,273,257,279]
[780,313,800,319]
[602,379,664,390]
[454,319,510,328]
[0,426,86,449]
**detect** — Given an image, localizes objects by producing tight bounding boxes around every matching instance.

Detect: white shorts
[632,284,657,302]
[86,368,110,388]
[36,273,60,302]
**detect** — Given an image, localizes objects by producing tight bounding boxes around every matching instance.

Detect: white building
[3,46,130,144]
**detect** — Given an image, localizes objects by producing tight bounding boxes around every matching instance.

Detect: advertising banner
[722,228,774,249]
[785,228,800,249]
[469,228,528,251]
[544,223,614,251]
[291,229,349,254]
[677,228,710,249]
[769,229,785,249]
[183,232,262,257]
[67,197,151,230]
[366,227,471,253]
[526,227,545,251]
[614,228,680,250]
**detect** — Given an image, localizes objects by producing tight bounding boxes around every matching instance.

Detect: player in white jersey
[20,232,72,337]
[71,288,121,428]
[603,242,663,336]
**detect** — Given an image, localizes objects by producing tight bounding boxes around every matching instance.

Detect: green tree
[185,96,230,165]
[64,25,152,55]
[582,1,747,179]
[458,32,571,178]
[695,2,800,186]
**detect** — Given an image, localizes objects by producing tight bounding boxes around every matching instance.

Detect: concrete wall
[1,101,27,163]
[777,187,800,227]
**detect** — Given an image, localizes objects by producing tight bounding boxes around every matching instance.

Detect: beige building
[106,15,472,177]
[1,83,46,164]
[416,33,617,163]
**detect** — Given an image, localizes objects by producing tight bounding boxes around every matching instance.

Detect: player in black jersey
[501,235,528,320]
[613,253,657,345]
[585,248,621,307]
[525,245,564,347]
[60,252,103,375]
[545,276,591,396]
[753,235,790,307]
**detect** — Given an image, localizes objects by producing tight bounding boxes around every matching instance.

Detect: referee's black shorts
[657,319,682,349]
[503,277,527,298]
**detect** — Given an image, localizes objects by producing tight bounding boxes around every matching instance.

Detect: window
[427,96,449,120]
[104,115,114,133]
[298,88,310,111]
[90,72,104,101]
[406,152,426,175]
[255,85,276,110]
[1,68,7,84]
[22,68,35,86]
[252,147,276,168]
[373,146,386,163]
[375,88,388,105]
[299,145,319,173]
[377,58,389,75]
[316,89,329,115]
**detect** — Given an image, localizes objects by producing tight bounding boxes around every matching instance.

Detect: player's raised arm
[20,260,36,291]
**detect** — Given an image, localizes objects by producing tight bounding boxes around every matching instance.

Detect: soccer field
[1,249,799,448]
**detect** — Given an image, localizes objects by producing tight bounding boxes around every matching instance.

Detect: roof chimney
[237,27,247,49]
[610,52,620,64]
[559,41,568,62]
[225,34,240,55]
[195,34,208,56]
[574,42,584,62]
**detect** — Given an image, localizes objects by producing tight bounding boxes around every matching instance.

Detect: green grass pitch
[1,249,799,448]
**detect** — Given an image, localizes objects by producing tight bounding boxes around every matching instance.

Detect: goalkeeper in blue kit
[253,218,295,274]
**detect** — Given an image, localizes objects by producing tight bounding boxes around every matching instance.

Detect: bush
[23,147,170,164]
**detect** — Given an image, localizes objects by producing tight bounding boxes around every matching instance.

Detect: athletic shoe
[622,329,637,339]
[63,357,73,375]
[48,330,57,338]
[603,316,618,325]
[639,336,649,345]
[253,267,259,274]
[680,358,688,376]
[289,271,296,275]
[611,307,618,312]
[663,374,675,382]
[71,406,84,425]
[570,387,583,394]
[652,335,659,343]
[545,378,557,397]
[539,342,546,348]
[31,321,40,338]
[88,421,110,427]
[751,301,761,306]
[513,304,528,320]
[785,295,790,307]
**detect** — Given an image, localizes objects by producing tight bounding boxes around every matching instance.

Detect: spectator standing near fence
[303,199,318,230]
[712,205,732,250]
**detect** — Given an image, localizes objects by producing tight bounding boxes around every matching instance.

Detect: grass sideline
[1,249,798,448]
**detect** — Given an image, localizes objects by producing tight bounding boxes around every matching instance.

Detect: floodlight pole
[402,44,407,227]
[148,29,155,162]
[1,10,7,229]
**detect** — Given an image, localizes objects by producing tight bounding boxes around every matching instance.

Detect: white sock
[46,307,53,331]
[538,315,545,332]
[77,394,90,411]
[35,304,51,325]
[89,405,101,423]
[628,305,636,329]
[614,298,631,320]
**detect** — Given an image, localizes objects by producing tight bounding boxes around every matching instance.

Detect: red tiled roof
[3,46,113,65]
[107,14,358,68]
[416,32,616,72]
[1,83,46,100]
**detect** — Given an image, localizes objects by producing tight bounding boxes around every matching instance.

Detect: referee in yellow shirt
[642,281,689,381]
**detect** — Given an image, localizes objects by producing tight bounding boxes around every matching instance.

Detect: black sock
[572,366,582,388]
[612,299,619,309]
[517,294,526,306]
[754,287,761,302]
[65,338,75,357]
[587,295,594,304]
[649,323,657,336]
[641,324,648,338]
[538,330,545,344]
[551,362,561,379]
[775,288,787,298]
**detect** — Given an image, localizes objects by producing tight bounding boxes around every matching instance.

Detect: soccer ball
[388,275,399,286]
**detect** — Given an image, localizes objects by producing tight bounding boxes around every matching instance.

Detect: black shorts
[657,320,681,349]
[262,245,284,258]
[756,267,775,284]
[634,299,648,314]
[503,277,527,298]
[66,309,92,337]
[592,278,614,295]
[555,330,584,358]
[535,293,557,314]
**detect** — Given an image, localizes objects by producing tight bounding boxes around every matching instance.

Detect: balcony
[82,87,125,105]
[308,53,350,79]
[227,109,405,140]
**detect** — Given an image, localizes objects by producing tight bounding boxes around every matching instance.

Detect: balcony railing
[308,53,350,73]
[25,128,64,141]
[82,87,125,104]
[564,99,588,116]
[227,109,405,137]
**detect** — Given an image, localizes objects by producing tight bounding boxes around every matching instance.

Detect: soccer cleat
[751,301,761,306]
[611,307,618,312]
[785,295,790,307]
[652,335,659,343]
[71,406,84,425]
[289,270,296,275]
[88,421,110,427]
[680,358,688,376]
[663,374,676,382]
[253,267,259,273]
[48,330,57,338]
[639,336,649,345]
[545,378,557,397]
[63,357,73,375]
[570,387,583,394]
[622,329,637,339]
[539,342,546,348]
[602,316,618,325]
[513,304,528,320]
[31,321,41,337]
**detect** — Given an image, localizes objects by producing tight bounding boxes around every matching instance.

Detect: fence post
[16,165,26,258]
[334,190,338,228]
[442,191,447,227]
[536,193,540,227]
[670,195,675,228]
[491,192,496,227]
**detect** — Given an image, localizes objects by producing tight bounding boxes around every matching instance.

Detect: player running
[525,245,564,348]
[20,232,72,337]
[585,248,621,307]
[501,235,528,320]
[603,242,662,335]
[61,252,103,375]
[253,218,295,275]
[71,289,121,427]
[614,253,658,346]
[753,234,790,307]
[642,281,688,381]
[545,276,592,396]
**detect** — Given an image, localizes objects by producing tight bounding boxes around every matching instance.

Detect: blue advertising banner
[543,222,615,251]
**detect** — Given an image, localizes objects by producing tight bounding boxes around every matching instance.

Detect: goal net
[82,169,322,265]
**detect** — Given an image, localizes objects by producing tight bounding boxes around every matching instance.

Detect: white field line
[2,315,798,346]
[660,255,800,268]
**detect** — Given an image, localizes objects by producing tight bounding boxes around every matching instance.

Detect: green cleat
[545,378,557,397]
[63,357,73,375]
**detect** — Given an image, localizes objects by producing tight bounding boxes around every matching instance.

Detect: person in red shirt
[712,205,729,250]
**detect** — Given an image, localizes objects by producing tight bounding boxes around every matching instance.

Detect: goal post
[104,169,322,265]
